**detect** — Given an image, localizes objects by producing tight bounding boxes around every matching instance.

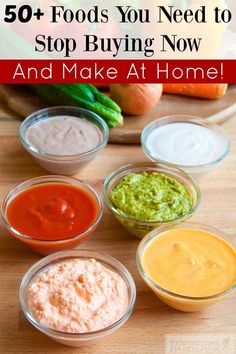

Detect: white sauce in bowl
[145,123,227,167]
[26,116,103,156]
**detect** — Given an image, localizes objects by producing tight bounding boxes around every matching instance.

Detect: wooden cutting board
[0,84,235,144]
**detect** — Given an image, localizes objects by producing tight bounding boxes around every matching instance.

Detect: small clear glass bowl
[103,162,201,238]
[137,222,236,312]
[1,176,103,255]
[141,115,230,179]
[19,249,136,347]
[20,106,109,176]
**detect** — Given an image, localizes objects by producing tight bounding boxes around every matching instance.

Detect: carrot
[163,84,228,100]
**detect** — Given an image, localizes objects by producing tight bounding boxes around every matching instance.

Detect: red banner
[0,60,234,84]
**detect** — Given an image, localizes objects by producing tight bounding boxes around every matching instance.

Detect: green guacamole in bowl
[103,162,200,238]
[110,172,193,223]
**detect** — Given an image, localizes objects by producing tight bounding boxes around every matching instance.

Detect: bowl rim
[136,222,236,301]
[19,106,109,160]
[1,175,103,243]
[19,249,136,339]
[103,162,201,225]
[141,115,231,169]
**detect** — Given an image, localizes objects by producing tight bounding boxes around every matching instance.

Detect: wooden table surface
[0,104,236,354]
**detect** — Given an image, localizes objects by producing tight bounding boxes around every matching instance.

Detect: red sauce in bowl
[7,183,99,241]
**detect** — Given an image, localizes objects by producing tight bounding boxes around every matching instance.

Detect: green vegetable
[28,84,123,128]
[110,172,193,222]
[0,27,44,59]
[87,85,121,113]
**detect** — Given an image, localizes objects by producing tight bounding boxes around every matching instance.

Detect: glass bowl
[137,222,236,312]
[1,176,103,255]
[20,106,109,176]
[103,162,201,238]
[141,115,230,179]
[19,249,136,347]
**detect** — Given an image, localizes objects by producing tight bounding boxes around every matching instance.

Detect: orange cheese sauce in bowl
[1,176,103,255]
[137,223,236,312]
